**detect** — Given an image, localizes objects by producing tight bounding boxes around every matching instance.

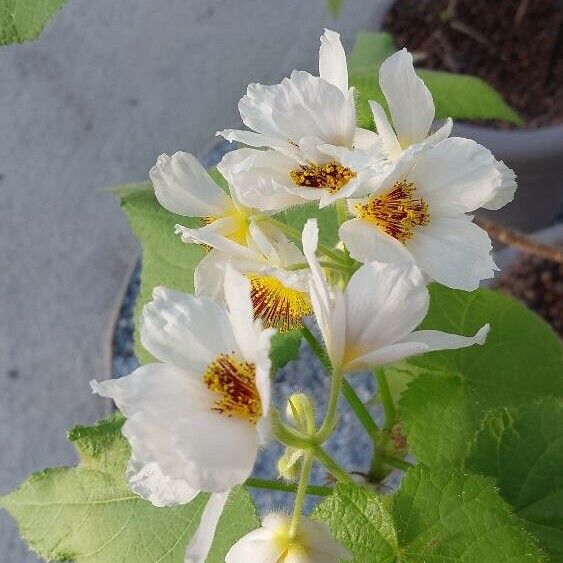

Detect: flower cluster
[93,29,514,562]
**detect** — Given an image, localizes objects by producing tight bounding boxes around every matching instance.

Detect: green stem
[313,447,353,483]
[286,261,351,273]
[245,477,332,497]
[341,379,380,441]
[379,455,413,472]
[301,325,381,443]
[289,451,314,538]
[265,217,348,264]
[374,369,396,429]
[316,368,343,442]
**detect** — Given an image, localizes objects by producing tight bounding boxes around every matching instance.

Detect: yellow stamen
[289,160,356,193]
[355,180,430,243]
[204,354,261,424]
[248,274,312,333]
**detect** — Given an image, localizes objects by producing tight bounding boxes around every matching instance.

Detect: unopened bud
[285,393,315,434]
[277,447,304,481]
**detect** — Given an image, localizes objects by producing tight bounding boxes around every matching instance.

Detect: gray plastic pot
[369,0,563,232]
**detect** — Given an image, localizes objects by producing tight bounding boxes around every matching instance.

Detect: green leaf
[348,31,395,75]
[117,183,205,364]
[0,0,67,45]
[275,202,339,248]
[398,371,480,468]
[394,286,563,467]
[466,400,563,560]
[270,330,302,372]
[393,466,544,561]
[314,467,545,561]
[350,69,522,128]
[312,483,400,561]
[0,415,259,562]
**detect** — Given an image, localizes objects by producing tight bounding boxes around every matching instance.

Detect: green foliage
[396,286,563,467]
[348,31,522,127]
[270,330,302,373]
[314,467,545,562]
[0,415,259,562]
[0,0,67,45]
[466,400,563,560]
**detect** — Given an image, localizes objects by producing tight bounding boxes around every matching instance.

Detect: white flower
[150,150,264,251]
[91,268,274,498]
[303,219,489,374]
[369,48,516,209]
[217,29,386,210]
[195,226,313,333]
[339,137,512,290]
[226,513,351,563]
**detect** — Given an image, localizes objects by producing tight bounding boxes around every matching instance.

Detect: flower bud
[285,393,315,434]
[277,447,303,482]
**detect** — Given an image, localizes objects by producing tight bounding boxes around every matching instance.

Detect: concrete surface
[0,0,380,560]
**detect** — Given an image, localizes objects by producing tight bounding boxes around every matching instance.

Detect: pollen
[204,354,261,424]
[289,160,356,193]
[248,274,312,332]
[355,180,430,243]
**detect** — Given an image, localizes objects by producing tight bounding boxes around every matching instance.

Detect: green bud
[286,393,316,434]
[277,447,304,481]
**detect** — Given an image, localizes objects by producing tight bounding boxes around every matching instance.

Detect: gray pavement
[0,0,380,560]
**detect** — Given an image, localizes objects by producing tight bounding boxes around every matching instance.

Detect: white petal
[401,323,490,352]
[242,71,356,147]
[173,411,259,491]
[91,364,213,486]
[345,342,429,373]
[184,492,230,563]
[369,100,401,159]
[302,219,345,369]
[379,49,435,148]
[126,456,199,507]
[150,152,229,217]
[426,117,453,145]
[224,266,260,360]
[194,250,229,303]
[482,160,517,210]
[226,527,283,563]
[407,215,497,290]
[408,137,501,214]
[319,29,348,95]
[218,148,304,212]
[339,218,416,264]
[217,128,290,152]
[344,262,429,355]
[175,219,250,256]
[140,286,238,372]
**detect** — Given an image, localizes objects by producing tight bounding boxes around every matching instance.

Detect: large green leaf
[396,285,563,464]
[0,415,259,562]
[347,31,522,127]
[117,183,204,364]
[0,0,67,45]
[466,400,563,560]
[398,371,479,468]
[314,467,545,562]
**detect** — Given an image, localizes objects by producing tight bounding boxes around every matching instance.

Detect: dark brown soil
[494,253,563,336]
[385,0,563,128]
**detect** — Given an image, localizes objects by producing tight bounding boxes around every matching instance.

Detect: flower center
[203,354,261,424]
[202,208,249,246]
[355,180,430,243]
[289,160,356,193]
[247,274,312,333]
